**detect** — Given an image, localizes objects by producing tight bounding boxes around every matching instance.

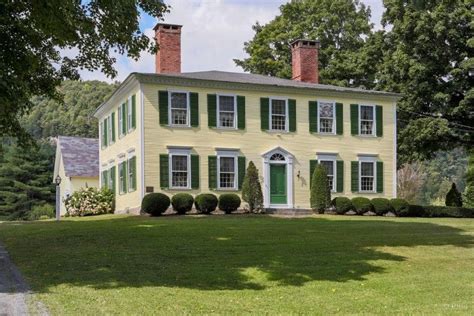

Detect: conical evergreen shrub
[446,182,463,207]
[310,164,331,213]
[241,161,263,213]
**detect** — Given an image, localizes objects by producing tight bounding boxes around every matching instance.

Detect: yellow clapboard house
[94,23,400,214]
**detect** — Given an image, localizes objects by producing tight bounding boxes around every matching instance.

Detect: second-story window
[271,98,287,131]
[170,92,189,126]
[360,105,375,135]
[318,101,335,134]
[218,95,236,128]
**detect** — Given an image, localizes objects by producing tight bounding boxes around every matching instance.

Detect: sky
[80,0,385,82]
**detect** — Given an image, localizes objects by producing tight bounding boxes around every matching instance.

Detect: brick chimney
[154,23,182,74]
[291,39,320,84]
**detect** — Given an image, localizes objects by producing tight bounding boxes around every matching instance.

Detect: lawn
[0,215,473,315]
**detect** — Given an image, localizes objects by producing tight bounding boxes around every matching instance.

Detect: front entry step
[264,208,313,216]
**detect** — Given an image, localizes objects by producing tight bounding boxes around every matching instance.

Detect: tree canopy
[0,0,168,142]
[236,0,473,163]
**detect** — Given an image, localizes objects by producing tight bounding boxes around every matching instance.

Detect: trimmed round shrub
[331,197,353,215]
[141,193,170,216]
[371,198,393,216]
[351,197,373,215]
[195,193,218,214]
[218,193,241,214]
[390,198,409,216]
[171,193,194,215]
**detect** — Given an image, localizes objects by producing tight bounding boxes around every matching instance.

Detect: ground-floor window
[319,160,335,192]
[218,156,236,189]
[171,154,189,188]
[119,161,127,194]
[360,161,375,192]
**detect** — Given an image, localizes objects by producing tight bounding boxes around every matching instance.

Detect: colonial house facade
[94,23,400,214]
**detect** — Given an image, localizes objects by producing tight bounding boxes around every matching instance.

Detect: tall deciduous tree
[234,0,375,88]
[377,0,473,162]
[0,0,168,142]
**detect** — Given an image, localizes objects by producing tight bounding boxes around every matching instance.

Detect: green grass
[0,215,473,315]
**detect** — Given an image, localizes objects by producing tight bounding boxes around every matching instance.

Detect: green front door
[270,164,287,204]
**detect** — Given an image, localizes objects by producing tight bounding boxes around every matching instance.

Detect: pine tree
[0,141,55,216]
[310,164,331,213]
[445,183,463,207]
[241,161,263,213]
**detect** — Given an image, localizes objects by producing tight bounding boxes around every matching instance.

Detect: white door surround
[262,146,294,209]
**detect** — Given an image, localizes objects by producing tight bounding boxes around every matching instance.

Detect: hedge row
[331,197,474,218]
[141,192,241,216]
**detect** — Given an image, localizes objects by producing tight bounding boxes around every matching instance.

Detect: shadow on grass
[0,215,472,292]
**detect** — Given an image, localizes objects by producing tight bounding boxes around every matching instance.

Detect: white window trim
[127,152,136,192]
[216,94,237,129]
[118,161,127,195]
[107,115,114,145]
[127,96,134,132]
[168,148,191,189]
[269,97,289,132]
[317,100,336,135]
[317,154,337,192]
[358,104,376,137]
[118,103,124,138]
[168,90,190,127]
[216,150,238,190]
[358,156,377,193]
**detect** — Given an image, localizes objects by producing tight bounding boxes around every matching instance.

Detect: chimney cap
[153,23,183,31]
[290,39,320,48]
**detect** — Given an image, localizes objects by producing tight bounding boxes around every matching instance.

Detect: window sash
[170,154,189,188]
[118,105,123,136]
[359,161,375,192]
[319,159,336,192]
[218,156,237,189]
[127,98,133,131]
[119,163,126,194]
[127,158,134,191]
[359,105,375,135]
[107,115,113,145]
[270,98,287,131]
[218,95,236,128]
[318,101,335,134]
[169,92,189,126]
[108,168,114,189]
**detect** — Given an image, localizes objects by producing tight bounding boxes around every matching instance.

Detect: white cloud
[79,0,384,82]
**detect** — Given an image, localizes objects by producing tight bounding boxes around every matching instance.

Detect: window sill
[267,130,290,134]
[167,125,193,129]
[358,191,377,194]
[216,188,239,192]
[356,134,377,138]
[215,126,238,131]
[315,132,339,136]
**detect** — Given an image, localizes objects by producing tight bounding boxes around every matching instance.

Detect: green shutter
[159,91,169,126]
[237,96,246,130]
[208,156,217,189]
[131,94,136,130]
[309,101,318,133]
[238,156,246,189]
[376,161,384,193]
[111,113,116,142]
[351,161,359,192]
[190,92,199,127]
[160,154,169,189]
[121,103,127,134]
[350,104,359,136]
[336,160,344,192]
[376,105,383,137]
[110,166,116,193]
[309,159,318,188]
[260,97,269,131]
[101,170,108,188]
[103,119,108,146]
[207,94,217,128]
[191,154,199,189]
[336,102,343,135]
[288,99,296,132]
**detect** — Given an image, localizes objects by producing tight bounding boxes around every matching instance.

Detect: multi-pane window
[360,161,375,192]
[218,95,236,128]
[170,92,188,126]
[108,167,114,191]
[100,121,106,148]
[119,162,127,194]
[218,156,236,189]
[271,99,287,131]
[127,98,133,132]
[360,105,375,135]
[171,155,189,188]
[319,160,335,191]
[107,115,113,145]
[127,156,136,192]
[319,102,335,133]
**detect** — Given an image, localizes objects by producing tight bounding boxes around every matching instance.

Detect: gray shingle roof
[136,70,402,97]
[58,136,99,178]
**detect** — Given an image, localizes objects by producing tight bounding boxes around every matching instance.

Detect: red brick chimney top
[291,39,320,84]
[154,23,183,74]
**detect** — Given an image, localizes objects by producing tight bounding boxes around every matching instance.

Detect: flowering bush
[64,187,114,216]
